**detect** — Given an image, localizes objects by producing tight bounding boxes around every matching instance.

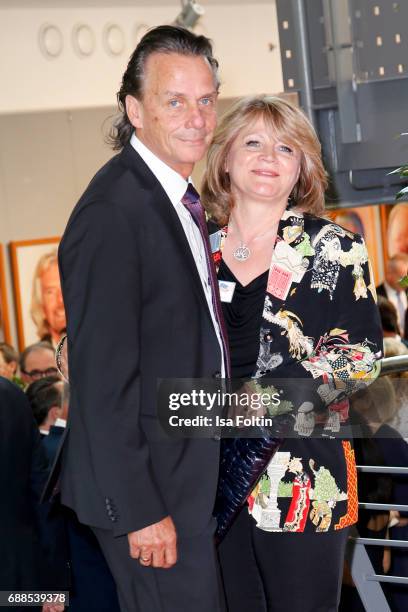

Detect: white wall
[0,1,283,346]
[0,2,282,113]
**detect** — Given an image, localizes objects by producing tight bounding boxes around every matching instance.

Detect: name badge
[209,230,222,254]
[219,280,236,303]
[267,264,292,300]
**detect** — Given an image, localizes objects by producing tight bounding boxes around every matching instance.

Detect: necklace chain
[229,218,279,262]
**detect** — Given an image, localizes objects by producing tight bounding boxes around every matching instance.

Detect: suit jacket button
[213,371,222,379]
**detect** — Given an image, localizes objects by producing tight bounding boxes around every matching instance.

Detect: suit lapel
[119,144,215,324]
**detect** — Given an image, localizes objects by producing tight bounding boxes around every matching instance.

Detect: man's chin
[179,146,208,163]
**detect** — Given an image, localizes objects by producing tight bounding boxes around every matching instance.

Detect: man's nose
[186,105,205,129]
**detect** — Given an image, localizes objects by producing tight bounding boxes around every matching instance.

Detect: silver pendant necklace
[233,243,251,262]
[230,219,279,262]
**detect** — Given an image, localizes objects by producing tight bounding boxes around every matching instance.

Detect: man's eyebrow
[162,90,218,97]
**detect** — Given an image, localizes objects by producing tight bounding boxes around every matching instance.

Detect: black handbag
[214,432,284,543]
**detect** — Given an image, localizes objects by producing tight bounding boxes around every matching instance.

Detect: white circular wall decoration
[133,23,150,46]
[72,23,95,58]
[103,23,125,56]
[38,23,63,59]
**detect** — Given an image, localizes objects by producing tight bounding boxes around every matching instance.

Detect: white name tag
[209,230,222,253]
[219,280,236,303]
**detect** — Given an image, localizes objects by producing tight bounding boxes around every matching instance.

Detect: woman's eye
[278,144,293,154]
[245,140,261,148]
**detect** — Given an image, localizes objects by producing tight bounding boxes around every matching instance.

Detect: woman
[202,96,383,611]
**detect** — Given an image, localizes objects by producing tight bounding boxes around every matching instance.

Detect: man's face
[386,259,407,291]
[127,52,218,178]
[40,262,66,337]
[0,352,15,380]
[22,348,58,384]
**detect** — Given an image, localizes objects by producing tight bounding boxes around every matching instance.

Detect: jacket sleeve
[254,234,383,425]
[60,199,167,536]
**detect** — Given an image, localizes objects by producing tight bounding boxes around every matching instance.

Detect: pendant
[233,244,251,262]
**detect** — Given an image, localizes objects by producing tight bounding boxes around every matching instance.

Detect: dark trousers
[219,507,349,612]
[93,519,224,612]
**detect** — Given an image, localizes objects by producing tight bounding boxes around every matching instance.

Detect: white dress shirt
[54,417,67,428]
[130,134,225,375]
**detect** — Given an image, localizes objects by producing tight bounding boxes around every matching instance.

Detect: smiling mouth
[252,170,280,177]
[180,138,206,145]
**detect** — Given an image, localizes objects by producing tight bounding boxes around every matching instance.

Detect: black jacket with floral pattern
[211,209,383,533]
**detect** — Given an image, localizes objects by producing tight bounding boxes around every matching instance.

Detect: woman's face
[225,117,301,207]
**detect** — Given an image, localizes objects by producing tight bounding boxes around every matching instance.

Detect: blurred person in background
[352,376,408,610]
[26,376,64,437]
[0,375,65,612]
[387,203,408,258]
[20,341,59,386]
[377,295,408,355]
[377,254,408,340]
[31,250,66,348]
[0,342,19,380]
[36,375,119,611]
[26,374,119,611]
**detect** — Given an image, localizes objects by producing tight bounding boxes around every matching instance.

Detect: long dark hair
[108,25,219,150]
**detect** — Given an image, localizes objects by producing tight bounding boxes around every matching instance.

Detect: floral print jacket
[211,209,383,533]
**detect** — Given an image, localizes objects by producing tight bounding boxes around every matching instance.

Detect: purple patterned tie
[182,183,231,378]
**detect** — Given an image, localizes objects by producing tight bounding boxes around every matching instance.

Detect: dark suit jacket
[376,282,408,339]
[44,425,120,611]
[0,377,53,589]
[56,143,222,537]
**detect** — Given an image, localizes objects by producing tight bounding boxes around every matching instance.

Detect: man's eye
[200,97,213,106]
[169,99,181,108]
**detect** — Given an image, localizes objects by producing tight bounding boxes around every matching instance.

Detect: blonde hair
[30,250,58,339]
[364,376,398,424]
[201,95,328,225]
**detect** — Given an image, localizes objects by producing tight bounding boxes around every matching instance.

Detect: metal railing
[347,354,408,611]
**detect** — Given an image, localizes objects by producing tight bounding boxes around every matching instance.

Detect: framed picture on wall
[327,204,383,285]
[380,202,408,263]
[9,237,65,351]
[0,244,11,344]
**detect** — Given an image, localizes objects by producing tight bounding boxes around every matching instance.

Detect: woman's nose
[260,147,277,162]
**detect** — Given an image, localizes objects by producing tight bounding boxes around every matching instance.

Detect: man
[26,376,65,436]
[54,26,227,611]
[0,342,19,380]
[387,203,408,257]
[0,376,64,612]
[33,379,120,612]
[20,341,59,386]
[31,250,66,347]
[377,253,408,339]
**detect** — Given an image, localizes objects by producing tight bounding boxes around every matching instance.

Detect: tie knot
[182,183,200,206]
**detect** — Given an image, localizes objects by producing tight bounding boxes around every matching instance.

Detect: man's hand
[128,515,177,569]
[42,604,64,612]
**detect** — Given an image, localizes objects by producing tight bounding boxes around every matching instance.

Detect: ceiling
[0,0,273,7]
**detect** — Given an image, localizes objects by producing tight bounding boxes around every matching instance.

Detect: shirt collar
[54,417,67,428]
[384,281,400,298]
[130,133,190,206]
